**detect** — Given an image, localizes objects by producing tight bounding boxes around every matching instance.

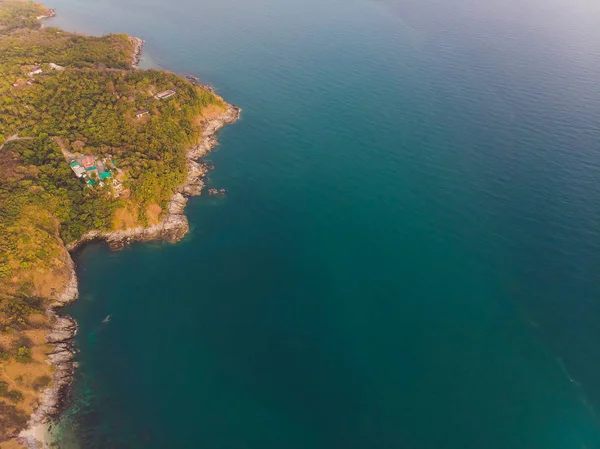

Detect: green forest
[0,2,227,435]
[0,0,47,32]
[0,0,223,253]
[0,0,224,366]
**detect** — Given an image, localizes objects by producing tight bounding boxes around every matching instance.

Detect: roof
[81,156,95,168]
[99,172,112,180]
[85,165,97,171]
[71,164,85,177]
[70,161,80,167]
[154,89,176,99]
[86,179,96,186]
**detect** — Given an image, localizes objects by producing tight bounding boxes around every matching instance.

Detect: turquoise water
[44,0,600,447]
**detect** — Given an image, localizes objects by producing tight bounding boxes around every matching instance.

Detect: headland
[0,2,239,447]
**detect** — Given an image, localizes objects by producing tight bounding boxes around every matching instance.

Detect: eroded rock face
[130,37,144,67]
[183,160,207,196]
[46,317,76,344]
[19,277,78,448]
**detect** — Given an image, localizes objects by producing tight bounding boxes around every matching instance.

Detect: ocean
[43,0,600,447]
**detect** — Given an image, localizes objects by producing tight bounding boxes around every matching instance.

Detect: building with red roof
[81,156,95,169]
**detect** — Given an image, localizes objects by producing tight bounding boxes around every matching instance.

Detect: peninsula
[0,1,239,447]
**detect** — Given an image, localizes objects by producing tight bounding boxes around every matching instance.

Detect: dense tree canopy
[0,0,224,385]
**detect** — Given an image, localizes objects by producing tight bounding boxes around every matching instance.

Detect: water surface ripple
[44,0,600,447]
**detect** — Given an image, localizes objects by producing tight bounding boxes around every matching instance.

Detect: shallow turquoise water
[45,0,600,447]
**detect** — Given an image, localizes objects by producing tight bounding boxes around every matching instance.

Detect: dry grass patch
[112,203,139,230]
[0,326,53,446]
[0,206,64,298]
[200,102,226,121]
[146,202,162,225]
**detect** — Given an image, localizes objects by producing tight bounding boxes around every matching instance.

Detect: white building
[28,67,43,77]
[69,161,86,178]
[154,89,176,100]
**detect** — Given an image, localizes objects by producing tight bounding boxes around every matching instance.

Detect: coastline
[66,101,241,253]
[130,36,144,67]
[16,21,240,449]
[36,8,56,25]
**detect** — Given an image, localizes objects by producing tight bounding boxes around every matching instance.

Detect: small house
[99,172,112,181]
[154,89,176,100]
[81,155,95,169]
[26,79,34,85]
[49,63,65,71]
[28,67,42,77]
[69,161,86,178]
[135,109,149,118]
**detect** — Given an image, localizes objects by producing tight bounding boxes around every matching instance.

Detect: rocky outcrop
[130,37,144,68]
[67,204,189,251]
[182,160,207,196]
[67,102,241,251]
[19,258,78,448]
[38,316,77,415]
[36,8,56,22]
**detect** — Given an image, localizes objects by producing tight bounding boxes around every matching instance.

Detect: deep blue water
[44,0,600,447]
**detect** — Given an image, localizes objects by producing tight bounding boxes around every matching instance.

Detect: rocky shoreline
[36,8,56,24]
[130,37,144,67]
[67,102,241,251]
[18,100,240,448]
[18,255,78,448]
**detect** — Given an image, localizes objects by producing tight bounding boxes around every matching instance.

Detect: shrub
[11,336,32,350]
[32,375,51,391]
[6,390,23,403]
[14,346,32,363]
